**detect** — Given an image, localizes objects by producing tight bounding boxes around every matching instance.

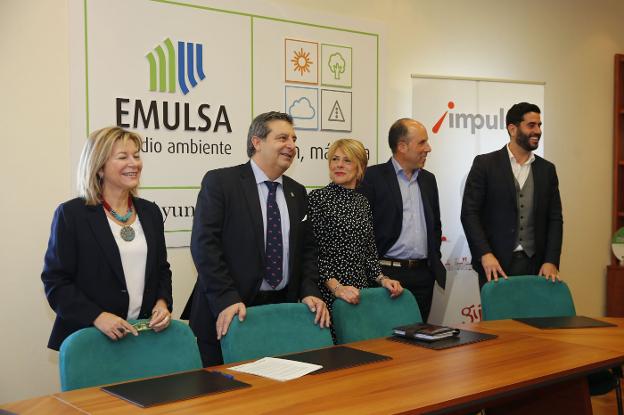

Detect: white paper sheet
[228,357,322,381]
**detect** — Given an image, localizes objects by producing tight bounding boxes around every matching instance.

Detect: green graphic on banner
[328,52,345,80]
[146,38,176,93]
[145,37,206,95]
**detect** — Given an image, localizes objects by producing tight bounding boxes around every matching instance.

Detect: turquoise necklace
[102,196,135,241]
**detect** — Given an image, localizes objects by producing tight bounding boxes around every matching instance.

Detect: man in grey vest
[461,102,563,286]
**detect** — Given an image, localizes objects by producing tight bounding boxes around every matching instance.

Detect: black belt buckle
[255,287,288,305]
[380,258,426,269]
[404,259,425,269]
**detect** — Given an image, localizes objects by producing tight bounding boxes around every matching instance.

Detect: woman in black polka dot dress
[308,139,403,324]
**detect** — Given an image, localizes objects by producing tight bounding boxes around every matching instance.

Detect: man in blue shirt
[360,118,446,321]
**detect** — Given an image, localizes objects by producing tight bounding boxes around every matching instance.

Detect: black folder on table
[393,323,460,341]
[278,346,391,374]
[101,370,251,408]
[513,316,617,329]
[389,329,497,350]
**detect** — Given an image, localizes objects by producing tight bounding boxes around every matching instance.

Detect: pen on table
[210,370,234,380]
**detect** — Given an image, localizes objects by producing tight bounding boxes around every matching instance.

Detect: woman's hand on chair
[381,278,404,298]
[94,312,138,340]
[335,285,360,304]
[150,299,171,332]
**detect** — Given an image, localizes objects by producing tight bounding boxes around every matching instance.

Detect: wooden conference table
[464,317,624,353]
[3,318,624,415]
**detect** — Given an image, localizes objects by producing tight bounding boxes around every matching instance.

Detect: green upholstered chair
[332,287,422,345]
[59,320,202,391]
[481,275,622,414]
[220,303,333,364]
[480,275,575,320]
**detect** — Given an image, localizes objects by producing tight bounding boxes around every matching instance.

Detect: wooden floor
[592,390,620,415]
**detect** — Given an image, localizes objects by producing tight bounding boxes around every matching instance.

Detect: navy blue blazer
[41,197,172,350]
[461,146,563,283]
[359,159,446,289]
[182,162,321,344]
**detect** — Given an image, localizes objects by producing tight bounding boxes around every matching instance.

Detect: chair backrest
[332,287,422,344]
[59,320,202,391]
[480,275,576,321]
[220,303,333,364]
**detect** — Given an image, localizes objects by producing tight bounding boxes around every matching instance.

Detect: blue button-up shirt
[384,158,428,260]
[250,159,290,290]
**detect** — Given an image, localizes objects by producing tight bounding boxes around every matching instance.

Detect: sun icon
[291,48,313,76]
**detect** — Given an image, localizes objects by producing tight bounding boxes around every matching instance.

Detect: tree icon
[328,52,346,80]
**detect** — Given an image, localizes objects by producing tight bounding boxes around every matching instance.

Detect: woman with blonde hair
[308,139,402,325]
[42,126,172,350]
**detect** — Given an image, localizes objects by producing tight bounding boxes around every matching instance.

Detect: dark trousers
[381,265,435,322]
[507,251,537,276]
[197,287,289,367]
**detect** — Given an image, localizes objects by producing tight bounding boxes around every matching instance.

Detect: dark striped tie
[264,181,283,288]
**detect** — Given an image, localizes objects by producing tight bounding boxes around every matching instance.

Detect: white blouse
[107,216,147,320]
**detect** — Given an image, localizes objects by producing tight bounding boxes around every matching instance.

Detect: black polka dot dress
[308,183,382,312]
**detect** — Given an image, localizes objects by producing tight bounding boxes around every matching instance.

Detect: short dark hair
[388,118,413,154]
[506,102,541,129]
[247,111,294,157]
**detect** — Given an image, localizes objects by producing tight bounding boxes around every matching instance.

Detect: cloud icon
[288,97,316,120]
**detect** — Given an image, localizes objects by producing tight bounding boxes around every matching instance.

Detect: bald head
[389,118,431,172]
[388,118,427,154]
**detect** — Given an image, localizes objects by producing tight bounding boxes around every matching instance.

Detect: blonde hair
[77,126,143,205]
[327,138,368,184]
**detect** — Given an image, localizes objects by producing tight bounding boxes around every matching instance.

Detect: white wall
[1,0,623,403]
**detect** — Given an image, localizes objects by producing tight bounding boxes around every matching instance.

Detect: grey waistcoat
[514,167,536,258]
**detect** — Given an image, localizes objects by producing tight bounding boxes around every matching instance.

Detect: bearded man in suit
[461,102,563,286]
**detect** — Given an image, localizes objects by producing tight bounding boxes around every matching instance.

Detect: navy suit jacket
[359,159,446,289]
[42,197,172,350]
[460,146,563,283]
[183,162,321,343]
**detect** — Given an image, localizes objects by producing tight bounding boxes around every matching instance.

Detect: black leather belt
[252,287,288,306]
[379,258,427,269]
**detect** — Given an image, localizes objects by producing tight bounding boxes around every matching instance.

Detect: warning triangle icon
[328,100,345,122]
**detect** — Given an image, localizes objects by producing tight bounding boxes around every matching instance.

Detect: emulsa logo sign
[116,37,231,134]
[432,101,506,135]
